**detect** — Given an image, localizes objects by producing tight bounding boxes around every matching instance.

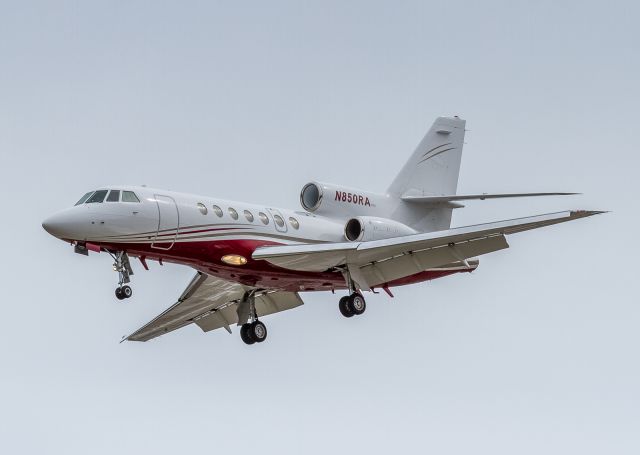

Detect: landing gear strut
[338,268,367,317]
[110,251,134,300]
[238,291,268,344]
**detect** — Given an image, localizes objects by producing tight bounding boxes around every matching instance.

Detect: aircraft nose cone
[42,214,65,238]
[42,209,86,240]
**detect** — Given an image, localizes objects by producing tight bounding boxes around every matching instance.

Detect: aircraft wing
[124,272,303,342]
[253,210,603,289]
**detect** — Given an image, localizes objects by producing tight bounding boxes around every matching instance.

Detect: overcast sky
[1,1,638,454]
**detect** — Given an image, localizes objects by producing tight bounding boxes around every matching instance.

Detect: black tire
[240,324,255,345]
[348,292,366,315]
[339,296,354,318]
[121,285,133,299]
[115,287,125,300]
[250,320,267,343]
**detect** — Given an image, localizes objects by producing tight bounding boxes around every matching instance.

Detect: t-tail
[299,116,577,235]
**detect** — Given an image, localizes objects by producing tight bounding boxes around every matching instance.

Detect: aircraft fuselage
[42,185,471,292]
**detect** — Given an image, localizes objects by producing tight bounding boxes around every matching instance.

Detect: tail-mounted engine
[344,216,417,242]
[300,181,392,218]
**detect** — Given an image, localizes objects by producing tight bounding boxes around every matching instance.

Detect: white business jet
[42,117,602,345]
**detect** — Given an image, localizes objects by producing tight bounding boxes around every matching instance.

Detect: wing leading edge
[252,210,604,286]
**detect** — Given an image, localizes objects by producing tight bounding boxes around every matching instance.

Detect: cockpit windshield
[75,192,94,205]
[106,190,120,202]
[86,190,109,203]
[74,190,140,205]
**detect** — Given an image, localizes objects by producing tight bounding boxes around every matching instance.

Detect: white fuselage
[42,185,467,292]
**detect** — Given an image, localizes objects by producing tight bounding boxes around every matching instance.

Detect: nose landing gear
[109,251,134,301]
[115,285,133,300]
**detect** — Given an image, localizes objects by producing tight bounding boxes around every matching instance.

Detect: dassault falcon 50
[42,117,602,345]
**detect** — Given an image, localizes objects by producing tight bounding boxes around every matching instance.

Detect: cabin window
[244,210,254,222]
[228,207,239,220]
[86,190,108,203]
[289,217,300,229]
[122,191,140,203]
[75,192,94,205]
[212,205,223,217]
[197,203,208,215]
[106,190,120,202]
[259,212,269,225]
[273,214,285,227]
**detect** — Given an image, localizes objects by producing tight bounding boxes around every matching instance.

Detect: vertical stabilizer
[387,117,466,232]
[387,116,466,198]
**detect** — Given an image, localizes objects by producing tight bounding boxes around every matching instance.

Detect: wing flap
[360,234,509,286]
[193,291,304,333]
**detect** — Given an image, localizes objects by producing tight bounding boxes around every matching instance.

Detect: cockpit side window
[106,190,120,202]
[75,192,94,206]
[86,190,108,203]
[122,191,140,203]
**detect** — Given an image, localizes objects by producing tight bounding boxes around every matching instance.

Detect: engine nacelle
[344,216,417,242]
[300,181,393,218]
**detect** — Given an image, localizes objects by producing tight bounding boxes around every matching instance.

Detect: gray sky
[1,1,638,453]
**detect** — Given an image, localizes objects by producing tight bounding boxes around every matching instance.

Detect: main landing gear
[240,320,268,344]
[339,292,366,317]
[109,251,134,301]
[338,268,367,318]
[237,291,268,345]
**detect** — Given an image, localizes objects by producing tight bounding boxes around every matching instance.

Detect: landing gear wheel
[249,320,267,343]
[339,296,354,318]
[240,324,256,345]
[348,292,366,315]
[115,287,125,300]
[121,285,133,299]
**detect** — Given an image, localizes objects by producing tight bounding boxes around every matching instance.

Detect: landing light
[221,254,248,266]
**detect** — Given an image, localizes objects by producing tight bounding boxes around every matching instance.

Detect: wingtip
[570,210,608,217]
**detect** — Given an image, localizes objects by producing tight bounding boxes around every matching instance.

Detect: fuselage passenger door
[152,195,180,250]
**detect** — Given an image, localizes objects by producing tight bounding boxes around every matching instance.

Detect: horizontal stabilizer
[401,192,579,204]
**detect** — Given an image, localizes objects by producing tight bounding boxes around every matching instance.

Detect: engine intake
[344,216,417,242]
[345,218,363,241]
[300,182,322,212]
